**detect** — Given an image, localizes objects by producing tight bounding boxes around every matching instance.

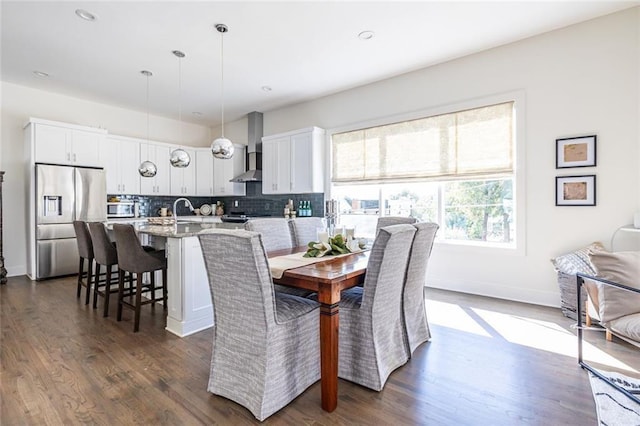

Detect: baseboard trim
[426,278,560,308]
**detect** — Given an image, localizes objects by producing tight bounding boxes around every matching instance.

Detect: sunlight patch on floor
[427,300,491,337]
[472,308,638,374]
[427,299,637,374]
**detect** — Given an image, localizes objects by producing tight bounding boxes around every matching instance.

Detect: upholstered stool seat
[112,224,167,332]
[88,222,129,317]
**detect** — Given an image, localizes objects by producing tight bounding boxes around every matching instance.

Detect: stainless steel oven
[107,201,136,218]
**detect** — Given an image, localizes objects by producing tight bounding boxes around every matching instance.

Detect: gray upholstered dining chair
[198,229,321,421]
[288,217,324,246]
[336,223,416,391]
[244,218,294,251]
[376,216,418,231]
[112,224,167,332]
[245,217,313,297]
[403,222,439,357]
[73,220,94,305]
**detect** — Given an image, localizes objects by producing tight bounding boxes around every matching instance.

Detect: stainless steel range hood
[230,111,262,182]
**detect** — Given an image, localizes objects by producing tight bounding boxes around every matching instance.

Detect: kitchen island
[131,219,244,337]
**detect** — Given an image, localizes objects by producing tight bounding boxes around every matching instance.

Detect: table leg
[318,285,340,412]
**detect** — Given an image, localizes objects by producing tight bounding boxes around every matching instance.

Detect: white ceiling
[2,1,638,127]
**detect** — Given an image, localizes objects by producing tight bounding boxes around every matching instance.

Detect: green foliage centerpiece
[303,234,365,258]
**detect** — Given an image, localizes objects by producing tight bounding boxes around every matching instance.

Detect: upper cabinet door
[262,127,325,194]
[195,149,214,196]
[102,135,141,195]
[170,147,196,196]
[139,142,171,195]
[212,144,246,196]
[34,124,68,165]
[33,123,102,167]
[70,130,102,167]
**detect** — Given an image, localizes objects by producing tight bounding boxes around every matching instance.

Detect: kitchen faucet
[173,197,195,219]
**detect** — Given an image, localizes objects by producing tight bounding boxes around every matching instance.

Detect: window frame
[325,91,526,256]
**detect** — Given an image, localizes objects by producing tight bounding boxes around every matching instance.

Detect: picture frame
[556,175,596,206]
[556,135,596,168]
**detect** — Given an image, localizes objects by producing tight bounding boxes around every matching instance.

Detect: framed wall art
[556,175,596,206]
[556,135,597,168]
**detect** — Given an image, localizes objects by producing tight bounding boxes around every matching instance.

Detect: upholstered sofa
[583,248,640,347]
[552,243,640,347]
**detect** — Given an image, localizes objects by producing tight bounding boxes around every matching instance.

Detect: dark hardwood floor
[2,275,638,425]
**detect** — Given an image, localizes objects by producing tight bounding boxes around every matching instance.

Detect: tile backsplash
[110,182,324,218]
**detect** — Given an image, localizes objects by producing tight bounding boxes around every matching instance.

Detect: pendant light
[138,70,157,177]
[170,50,191,168]
[211,23,235,160]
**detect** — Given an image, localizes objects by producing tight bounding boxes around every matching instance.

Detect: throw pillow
[550,241,604,275]
[588,249,640,324]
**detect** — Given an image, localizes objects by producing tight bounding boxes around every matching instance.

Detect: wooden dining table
[267,246,370,412]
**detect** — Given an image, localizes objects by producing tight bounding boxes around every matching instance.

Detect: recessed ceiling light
[75,9,97,21]
[358,31,375,40]
[261,86,272,92]
[33,71,49,78]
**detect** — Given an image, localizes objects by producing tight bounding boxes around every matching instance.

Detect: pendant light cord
[220,29,225,138]
[178,55,182,142]
[146,73,150,142]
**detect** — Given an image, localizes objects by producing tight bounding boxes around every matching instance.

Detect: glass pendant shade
[211,137,234,159]
[139,160,157,177]
[170,148,191,167]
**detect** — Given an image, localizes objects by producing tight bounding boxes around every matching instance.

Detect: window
[330,99,519,248]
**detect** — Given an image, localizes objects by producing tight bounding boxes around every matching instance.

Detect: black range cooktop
[220,212,273,223]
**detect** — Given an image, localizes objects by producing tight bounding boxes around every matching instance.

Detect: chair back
[361,224,416,312]
[73,220,93,259]
[244,218,293,252]
[198,230,276,339]
[404,222,439,353]
[376,216,417,231]
[112,224,160,273]
[289,217,324,246]
[88,222,118,266]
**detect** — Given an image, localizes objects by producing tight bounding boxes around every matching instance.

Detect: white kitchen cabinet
[139,142,171,195]
[169,147,196,196]
[212,144,246,196]
[195,149,214,196]
[262,127,325,194]
[30,119,105,167]
[101,135,141,194]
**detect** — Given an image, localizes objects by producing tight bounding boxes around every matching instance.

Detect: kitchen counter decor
[147,217,176,225]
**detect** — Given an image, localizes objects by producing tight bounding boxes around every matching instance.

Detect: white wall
[260,8,640,306]
[1,8,638,308]
[0,82,212,276]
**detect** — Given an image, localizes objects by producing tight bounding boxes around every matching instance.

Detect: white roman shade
[332,102,514,183]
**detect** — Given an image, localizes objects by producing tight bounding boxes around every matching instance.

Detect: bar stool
[112,224,167,332]
[87,222,122,317]
[72,221,94,305]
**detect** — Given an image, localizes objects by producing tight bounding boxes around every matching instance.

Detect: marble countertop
[106,217,242,238]
[136,221,243,238]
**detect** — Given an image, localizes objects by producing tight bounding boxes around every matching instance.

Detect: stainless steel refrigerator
[35,164,106,279]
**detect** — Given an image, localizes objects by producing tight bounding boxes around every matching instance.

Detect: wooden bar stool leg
[77,257,84,298]
[117,269,125,321]
[93,263,101,309]
[134,273,144,332]
[85,259,94,305]
[150,272,156,307]
[103,265,113,317]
